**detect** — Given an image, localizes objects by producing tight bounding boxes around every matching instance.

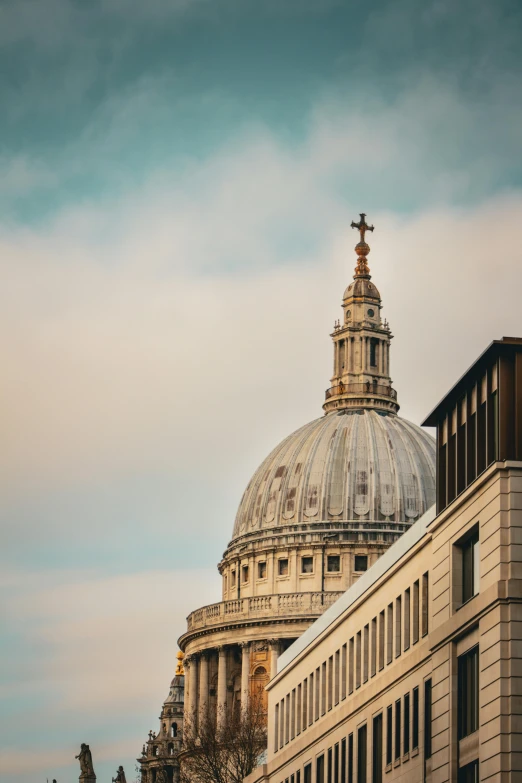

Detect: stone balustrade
[186,591,344,632]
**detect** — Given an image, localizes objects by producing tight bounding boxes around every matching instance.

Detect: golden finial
[350,212,374,277]
[175,650,185,675]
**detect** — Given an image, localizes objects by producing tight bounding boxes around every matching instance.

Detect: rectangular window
[349,637,355,694]
[378,611,385,670]
[309,672,314,726]
[404,589,411,651]
[317,754,325,783]
[341,644,347,700]
[341,738,347,783]
[315,667,320,721]
[461,528,480,604]
[394,700,401,760]
[242,564,249,583]
[297,684,302,735]
[334,743,339,783]
[279,699,285,749]
[357,725,367,783]
[302,678,308,730]
[356,632,362,689]
[231,570,236,588]
[301,556,314,574]
[291,775,295,783]
[297,772,301,783]
[458,646,479,739]
[304,764,312,783]
[424,679,432,759]
[321,662,327,715]
[403,693,410,754]
[412,580,419,644]
[328,555,341,572]
[372,713,383,783]
[412,687,419,750]
[328,747,333,783]
[386,706,392,766]
[363,625,369,683]
[386,604,393,665]
[274,703,279,752]
[258,561,267,579]
[355,555,368,572]
[348,733,354,783]
[458,760,479,783]
[278,558,289,576]
[335,649,340,705]
[422,573,429,636]
[371,617,377,677]
[291,689,296,740]
[328,657,333,711]
[395,596,402,658]
[285,693,290,744]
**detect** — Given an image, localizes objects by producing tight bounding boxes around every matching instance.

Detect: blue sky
[1,1,522,781]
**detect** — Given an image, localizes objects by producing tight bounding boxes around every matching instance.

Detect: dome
[232,409,435,542]
[343,277,381,301]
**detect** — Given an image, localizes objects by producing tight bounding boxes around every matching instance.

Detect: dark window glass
[304,764,312,783]
[386,706,392,765]
[258,561,267,579]
[317,754,325,783]
[462,530,480,603]
[301,556,314,574]
[341,738,346,783]
[328,747,333,783]
[348,733,354,783]
[355,555,368,572]
[278,559,289,576]
[458,760,479,783]
[328,555,341,572]
[297,772,301,783]
[412,687,419,749]
[357,725,367,783]
[231,570,236,587]
[394,700,401,760]
[403,694,410,754]
[458,646,479,739]
[372,713,383,783]
[334,743,339,783]
[242,565,249,583]
[422,572,429,636]
[424,680,432,759]
[370,339,377,367]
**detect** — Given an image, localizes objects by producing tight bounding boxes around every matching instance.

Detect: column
[269,639,280,680]
[216,646,227,728]
[198,651,209,726]
[240,641,250,711]
[186,655,198,720]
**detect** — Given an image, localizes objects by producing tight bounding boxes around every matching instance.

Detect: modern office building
[245,337,522,783]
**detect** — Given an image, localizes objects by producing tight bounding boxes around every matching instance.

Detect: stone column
[240,641,250,711]
[216,646,228,728]
[186,655,198,720]
[269,639,280,680]
[198,652,209,726]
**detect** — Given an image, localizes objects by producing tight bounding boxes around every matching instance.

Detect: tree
[179,697,267,783]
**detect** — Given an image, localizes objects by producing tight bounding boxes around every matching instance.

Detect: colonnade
[334,335,390,379]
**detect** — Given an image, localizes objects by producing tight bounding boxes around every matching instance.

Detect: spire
[350,213,374,277]
[323,213,399,415]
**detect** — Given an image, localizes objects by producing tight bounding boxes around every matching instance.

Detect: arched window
[168,742,174,756]
[171,722,178,737]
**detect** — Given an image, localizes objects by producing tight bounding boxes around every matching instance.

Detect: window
[459,527,480,604]
[424,680,432,759]
[348,733,354,783]
[302,678,308,730]
[304,764,312,783]
[328,555,341,572]
[335,649,340,705]
[334,743,339,783]
[274,703,279,751]
[354,555,368,572]
[242,565,249,583]
[412,580,419,644]
[258,561,267,579]
[321,662,327,715]
[394,700,401,760]
[356,632,362,689]
[349,637,355,694]
[403,694,410,754]
[386,604,393,665]
[412,687,419,750]
[315,666,320,720]
[386,706,392,766]
[278,558,289,576]
[458,646,479,739]
[341,644,347,700]
[341,738,347,783]
[371,617,377,677]
[378,611,385,670]
[231,570,236,588]
[309,672,314,725]
[404,589,410,651]
[422,573,429,636]
[297,684,301,735]
[301,556,314,574]
[357,725,367,783]
[328,748,333,783]
[328,656,333,710]
[317,754,325,783]
[363,625,369,683]
[372,714,383,783]
[395,596,402,658]
[458,760,479,783]
[291,689,296,740]
[171,722,177,737]
[370,338,377,367]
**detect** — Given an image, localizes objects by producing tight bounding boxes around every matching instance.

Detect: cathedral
[138,215,437,781]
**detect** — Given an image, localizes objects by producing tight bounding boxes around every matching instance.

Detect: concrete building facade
[246,338,522,783]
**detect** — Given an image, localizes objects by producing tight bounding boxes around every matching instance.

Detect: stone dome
[231,409,436,542]
[343,277,381,301]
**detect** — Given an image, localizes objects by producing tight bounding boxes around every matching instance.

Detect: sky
[1,0,522,780]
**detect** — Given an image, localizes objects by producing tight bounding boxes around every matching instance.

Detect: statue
[75,743,95,778]
[112,765,127,783]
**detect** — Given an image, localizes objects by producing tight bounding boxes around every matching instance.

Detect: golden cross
[350,213,374,243]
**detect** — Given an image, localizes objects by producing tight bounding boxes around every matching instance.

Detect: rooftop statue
[112,765,127,783]
[75,744,95,778]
